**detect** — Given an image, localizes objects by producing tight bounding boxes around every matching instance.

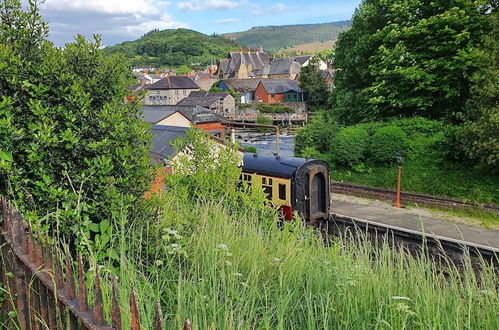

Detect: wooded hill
[103,28,240,68]
[222,21,351,53]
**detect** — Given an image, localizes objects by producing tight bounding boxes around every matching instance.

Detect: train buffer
[329,195,499,251]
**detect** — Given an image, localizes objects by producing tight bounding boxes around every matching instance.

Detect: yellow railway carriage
[241,153,330,223]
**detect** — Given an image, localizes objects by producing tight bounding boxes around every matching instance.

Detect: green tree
[462,10,499,170]
[0,0,152,237]
[176,64,191,75]
[298,57,329,107]
[331,0,493,124]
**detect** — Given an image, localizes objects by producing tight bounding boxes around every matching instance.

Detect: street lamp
[393,152,404,208]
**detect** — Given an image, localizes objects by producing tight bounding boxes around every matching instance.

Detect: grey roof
[145,76,199,90]
[223,79,261,93]
[218,51,270,77]
[141,105,223,124]
[293,55,313,65]
[259,80,303,94]
[129,84,142,92]
[149,125,188,163]
[177,92,231,108]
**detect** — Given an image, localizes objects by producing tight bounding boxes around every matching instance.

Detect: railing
[0,197,191,329]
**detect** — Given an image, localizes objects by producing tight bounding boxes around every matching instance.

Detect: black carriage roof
[242,153,310,178]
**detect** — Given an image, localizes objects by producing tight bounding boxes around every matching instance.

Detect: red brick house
[254,80,304,104]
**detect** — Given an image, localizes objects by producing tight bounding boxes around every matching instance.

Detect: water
[238,133,295,158]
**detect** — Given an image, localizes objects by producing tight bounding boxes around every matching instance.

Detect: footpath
[330,193,499,250]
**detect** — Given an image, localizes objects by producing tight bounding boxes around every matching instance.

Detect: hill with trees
[222,21,351,53]
[103,28,240,68]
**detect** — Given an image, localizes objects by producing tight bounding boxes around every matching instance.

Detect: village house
[254,80,304,104]
[141,105,226,138]
[192,72,219,91]
[254,55,328,80]
[320,70,334,91]
[143,76,200,105]
[176,91,236,116]
[218,79,261,104]
[217,49,270,79]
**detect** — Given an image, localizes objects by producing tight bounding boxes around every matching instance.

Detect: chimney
[247,48,251,53]
[239,47,243,52]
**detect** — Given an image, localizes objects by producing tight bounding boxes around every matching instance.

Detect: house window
[175,90,179,95]
[278,184,286,201]
[183,90,187,96]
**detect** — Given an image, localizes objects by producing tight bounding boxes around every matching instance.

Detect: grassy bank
[88,131,498,329]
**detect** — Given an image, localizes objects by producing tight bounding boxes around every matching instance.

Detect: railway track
[331,181,499,213]
[324,213,499,269]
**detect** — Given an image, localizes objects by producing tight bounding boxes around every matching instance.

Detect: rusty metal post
[155,300,163,330]
[130,288,141,330]
[77,254,88,313]
[111,277,122,330]
[14,257,30,330]
[183,318,192,330]
[93,266,104,325]
[393,166,402,208]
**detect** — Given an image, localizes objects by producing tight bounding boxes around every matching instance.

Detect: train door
[307,168,328,223]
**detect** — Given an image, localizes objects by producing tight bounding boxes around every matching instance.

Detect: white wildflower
[391,296,412,301]
[170,243,179,250]
[233,272,243,277]
[217,244,228,251]
[155,260,163,266]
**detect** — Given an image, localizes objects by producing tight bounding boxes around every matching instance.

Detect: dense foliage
[369,126,407,163]
[331,0,495,124]
[296,117,499,203]
[0,0,152,237]
[331,127,369,166]
[104,28,240,68]
[223,21,351,53]
[298,57,329,107]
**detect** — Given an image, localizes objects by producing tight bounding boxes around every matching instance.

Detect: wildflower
[233,272,243,277]
[391,296,412,301]
[394,303,416,316]
[170,243,179,250]
[217,244,228,251]
[155,260,163,266]
[347,280,358,287]
[480,289,493,296]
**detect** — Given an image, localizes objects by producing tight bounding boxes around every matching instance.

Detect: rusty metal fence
[0,197,191,329]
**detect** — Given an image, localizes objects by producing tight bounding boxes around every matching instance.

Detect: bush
[257,103,294,114]
[387,117,444,138]
[369,126,407,163]
[330,127,369,166]
[294,115,338,156]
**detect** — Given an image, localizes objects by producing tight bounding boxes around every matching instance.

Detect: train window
[262,177,273,199]
[278,184,286,200]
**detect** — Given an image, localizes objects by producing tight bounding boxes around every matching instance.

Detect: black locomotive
[241,153,330,223]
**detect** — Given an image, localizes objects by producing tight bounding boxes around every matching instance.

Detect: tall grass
[97,200,498,329]
[89,130,498,329]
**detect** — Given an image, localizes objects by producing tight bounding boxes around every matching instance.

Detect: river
[237,132,296,158]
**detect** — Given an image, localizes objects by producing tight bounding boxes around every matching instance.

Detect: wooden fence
[0,197,191,329]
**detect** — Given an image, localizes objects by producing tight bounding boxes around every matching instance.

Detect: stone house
[217,49,270,79]
[143,76,200,105]
[176,91,236,116]
[218,79,261,104]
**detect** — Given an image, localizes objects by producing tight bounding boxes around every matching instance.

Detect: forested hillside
[223,21,351,53]
[104,28,240,68]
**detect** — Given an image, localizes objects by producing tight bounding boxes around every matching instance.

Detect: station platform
[330,194,499,250]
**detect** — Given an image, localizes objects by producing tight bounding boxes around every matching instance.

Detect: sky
[37,0,362,47]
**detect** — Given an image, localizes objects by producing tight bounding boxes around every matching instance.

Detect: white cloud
[271,3,288,13]
[214,18,239,24]
[40,0,188,46]
[178,0,244,11]
[44,0,160,15]
[251,3,292,15]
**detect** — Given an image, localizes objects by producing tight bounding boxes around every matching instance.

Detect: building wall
[255,84,285,104]
[222,95,236,116]
[143,88,199,105]
[195,122,225,139]
[156,112,191,127]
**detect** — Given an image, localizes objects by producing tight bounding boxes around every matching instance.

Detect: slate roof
[268,58,301,76]
[129,84,142,92]
[149,125,188,163]
[293,55,313,65]
[223,79,261,93]
[218,51,270,77]
[145,76,199,90]
[141,105,223,124]
[177,92,231,108]
[259,80,303,94]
